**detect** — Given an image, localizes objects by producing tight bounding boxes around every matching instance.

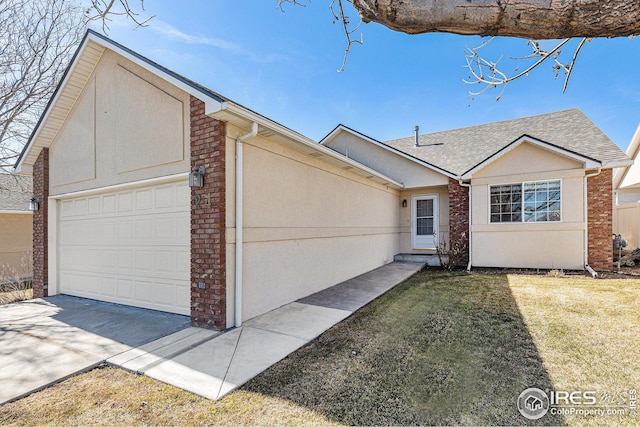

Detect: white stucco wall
[471,142,586,270]
[226,125,401,321]
[324,131,449,188]
[48,50,190,196]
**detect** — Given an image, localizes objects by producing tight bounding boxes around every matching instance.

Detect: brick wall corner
[190,96,227,330]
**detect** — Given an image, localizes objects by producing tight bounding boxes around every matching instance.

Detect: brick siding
[448,178,470,266]
[32,148,49,298]
[587,168,613,271]
[190,96,227,330]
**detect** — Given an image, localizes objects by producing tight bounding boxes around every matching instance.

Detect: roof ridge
[385,108,583,143]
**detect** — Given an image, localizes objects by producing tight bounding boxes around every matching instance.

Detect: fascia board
[319,124,458,180]
[210,104,405,189]
[15,30,224,173]
[613,123,640,189]
[462,135,602,180]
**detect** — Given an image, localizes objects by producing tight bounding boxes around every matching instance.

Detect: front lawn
[1,272,638,426]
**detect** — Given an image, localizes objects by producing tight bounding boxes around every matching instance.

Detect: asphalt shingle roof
[383,109,629,176]
[0,174,32,211]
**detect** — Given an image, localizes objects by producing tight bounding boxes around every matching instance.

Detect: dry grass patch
[0,367,339,427]
[507,275,640,426]
[1,272,638,426]
[246,272,639,426]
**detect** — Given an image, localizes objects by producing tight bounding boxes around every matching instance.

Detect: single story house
[614,124,640,248]
[14,30,631,330]
[0,174,33,277]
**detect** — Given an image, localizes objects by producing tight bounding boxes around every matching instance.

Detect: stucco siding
[471,143,586,269]
[399,187,449,254]
[325,131,449,188]
[49,50,190,196]
[226,125,400,321]
[0,214,33,276]
[474,142,585,178]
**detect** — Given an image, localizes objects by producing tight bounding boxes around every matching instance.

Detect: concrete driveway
[0,295,189,405]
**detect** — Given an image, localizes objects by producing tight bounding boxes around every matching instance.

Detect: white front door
[412,195,439,250]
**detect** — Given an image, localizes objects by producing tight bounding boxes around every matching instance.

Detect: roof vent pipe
[414,125,419,148]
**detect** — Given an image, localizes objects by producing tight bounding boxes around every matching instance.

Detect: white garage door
[58,180,190,315]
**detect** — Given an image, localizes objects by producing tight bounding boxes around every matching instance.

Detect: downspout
[584,167,602,278]
[235,122,258,327]
[458,179,472,272]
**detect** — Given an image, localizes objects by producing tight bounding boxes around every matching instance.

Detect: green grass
[1,272,638,426]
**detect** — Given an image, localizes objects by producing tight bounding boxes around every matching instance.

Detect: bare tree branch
[85,0,154,32]
[463,37,589,100]
[330,0,363,72]
[0,0,85,172]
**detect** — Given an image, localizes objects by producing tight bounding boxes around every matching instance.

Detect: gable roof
[383,109,631,177]
[15,30,403,190]
[0,174,32,212]
[613,123,640,190]
[320,124,458,179]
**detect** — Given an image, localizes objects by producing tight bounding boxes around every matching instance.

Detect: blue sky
[94,0,639,151]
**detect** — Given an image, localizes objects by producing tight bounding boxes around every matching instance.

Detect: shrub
[0,252,33,305]
[436,232,468,271]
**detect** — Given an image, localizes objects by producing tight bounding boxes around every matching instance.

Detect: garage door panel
[116,278,133,299]
[58,180,190,315]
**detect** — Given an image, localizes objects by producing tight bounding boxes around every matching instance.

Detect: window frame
[489,179,562,224]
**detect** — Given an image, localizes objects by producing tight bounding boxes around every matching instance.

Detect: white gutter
[458,180,473,272]
[584,167,602,278]
[209,102,404,189]
[235,122,258,327]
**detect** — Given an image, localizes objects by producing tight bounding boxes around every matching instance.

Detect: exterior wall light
[402,199,408,208]
[29,197,41,211]
[189,166,205,188]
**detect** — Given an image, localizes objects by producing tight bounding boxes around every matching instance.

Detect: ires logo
[549,390,597,406]
[518,389,598,420]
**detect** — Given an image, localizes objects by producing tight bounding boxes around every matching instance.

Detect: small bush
[436,232,468,271]
[0,252,33,305]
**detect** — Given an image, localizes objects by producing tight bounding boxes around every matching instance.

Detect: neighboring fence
[614,201,640,249]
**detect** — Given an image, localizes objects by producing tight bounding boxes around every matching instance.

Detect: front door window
[412,195,438,249]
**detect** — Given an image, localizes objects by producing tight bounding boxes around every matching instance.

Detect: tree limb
[351,0,640,39]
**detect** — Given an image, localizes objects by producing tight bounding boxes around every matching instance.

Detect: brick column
[587,168,613,271]
[448,178,470,266]
[190,96,227,330]
[32,148,49,298]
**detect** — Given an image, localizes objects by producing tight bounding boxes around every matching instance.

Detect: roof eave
[15,29,225,174]
[613,123,640,189]
[461,135,606,180]
[320,124,458,180]
[209,103,405,190]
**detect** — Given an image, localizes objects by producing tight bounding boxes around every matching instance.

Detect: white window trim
[488,179,562,224]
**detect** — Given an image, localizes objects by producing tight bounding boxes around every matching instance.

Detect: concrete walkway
[108,261,424,400]
[0,296,189,405]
